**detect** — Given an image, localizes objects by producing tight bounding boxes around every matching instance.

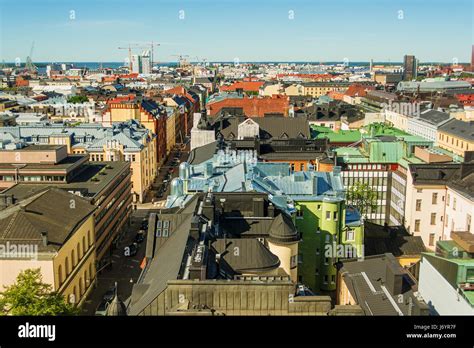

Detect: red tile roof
[207,95,290,117]
[220,81,265,92]
[344,84,375,97]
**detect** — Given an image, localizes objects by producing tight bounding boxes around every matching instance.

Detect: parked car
[95,300,110,316]
[296,284,315,296]
[124,242,138,257]
[135,231,145,243]
[102,286,116,302]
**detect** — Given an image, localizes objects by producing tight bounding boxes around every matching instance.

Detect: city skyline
[1,0,472,63]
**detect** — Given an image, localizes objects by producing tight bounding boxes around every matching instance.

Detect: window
[453,198,456,211]
[467,214,472,232]
[414,220,420,232]
[315,268,319,275]
[326,211,331,220]
[346,229,355,241]
[316,248,320,255]
[416,199,422,211]
[300,163,305,171]
[432,193,438,205]
[317,204,321,210]
[290,163,295,172]
[445,215,449,227]
[65,257,70,276]
[324,257,329,265]
[429,233,435,246]
[324,275,328,284]
[58,265,63,286]
[290,255,297,268]
[447,194,450,206]
[430,213,436,225]
[162,228,169,237]
[71,250,76,268]
[298,254,303,264]
[417,189,423,193]
[331,275,336,284]
[296,209,304,219]
[333,212,338,221]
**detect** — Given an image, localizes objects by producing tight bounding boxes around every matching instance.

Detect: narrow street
[81,142,190,315]
[81,210,149,315]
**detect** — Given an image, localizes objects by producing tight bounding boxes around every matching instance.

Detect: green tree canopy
[67,95,89,104]
[346,181,378,219]
[0,268,78,316]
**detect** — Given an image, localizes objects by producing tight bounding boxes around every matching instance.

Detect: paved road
[146,144,190,203]
[81,210,149,315]
[82,143,190,315]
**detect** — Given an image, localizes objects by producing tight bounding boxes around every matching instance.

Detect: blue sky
[0,0,472,63]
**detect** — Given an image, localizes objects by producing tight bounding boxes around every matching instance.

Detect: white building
[418,234,474,315]
[406,110,451,144]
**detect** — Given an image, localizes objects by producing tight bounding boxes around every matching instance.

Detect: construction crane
[119,42,160,72]
[172,54,190,68]
[117,44,138,71]
[25,41,37,73]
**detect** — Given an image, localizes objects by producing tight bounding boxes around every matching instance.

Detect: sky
[0,0,472,63]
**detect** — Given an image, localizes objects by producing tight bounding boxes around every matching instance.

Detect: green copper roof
[311,126,361,143]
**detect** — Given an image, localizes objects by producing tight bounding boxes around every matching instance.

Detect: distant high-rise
[131,54,142,74]
[403,55,417,81]
[471,45,474,70]
[130,51,151,74]
[141,50,151,74]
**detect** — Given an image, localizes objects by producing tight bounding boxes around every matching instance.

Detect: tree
[0,269,78,316]
[67,95,88,104]
[346,181,378,219]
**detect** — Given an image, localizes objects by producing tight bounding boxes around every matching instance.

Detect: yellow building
[302,82,350,98]
[102,97,167,166]
[0,188,97,307]
[72,123,157,203]
[284,84,304,96]
[437,118,474,158]
[165,109,177,154]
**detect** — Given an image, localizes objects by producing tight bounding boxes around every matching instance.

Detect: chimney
[385,259,404,296]
[41,231,48,247]
[312,175,318,195]
[464,151,474,164]
[268,203,275,217]
[252,197,264,217]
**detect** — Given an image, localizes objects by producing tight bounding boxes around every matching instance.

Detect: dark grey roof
[439,118,474,142]
[220,218,274,238]
[0,188,96,252]
[364,221,426,257]
[268,213,299,244]
[418,110,451,126]
[128,196,199,315]
[409,162,474,199]
[341,254,428,316]
[188,141,217,165]
[217,116,310,140]
[212,239,280,273]
[409,163,461,185]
